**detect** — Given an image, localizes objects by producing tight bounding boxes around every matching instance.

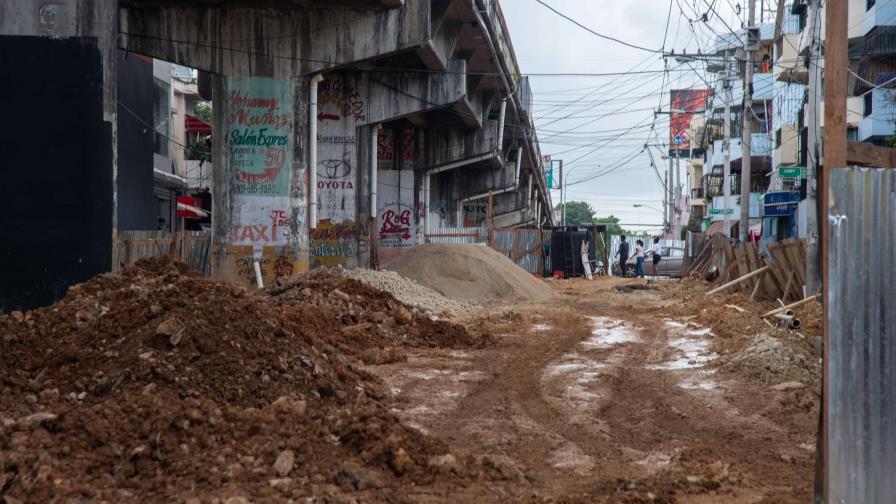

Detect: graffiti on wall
[317,76,366,224]
[214,245,305,286]
[217,76,306,284]
[376,130,421,264]
[309,219,370,267]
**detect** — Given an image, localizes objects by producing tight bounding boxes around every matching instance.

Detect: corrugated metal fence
[113,230,212,276]
[826,168,896,502]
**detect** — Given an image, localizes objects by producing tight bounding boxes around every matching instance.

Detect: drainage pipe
[458,148,523,204]
[370,125,381,219]
[497,98,507,153]
[774,313,794,322]
[253,260,264,289]
[309,74,324,229]
[423,151,499,233]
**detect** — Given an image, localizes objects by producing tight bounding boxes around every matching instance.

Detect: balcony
[776,33,807,83]
[858,88,896,141]
[753,71,775,101]
[690,187,706,207]
[713,71,775,105]
[708,134,774,166]
[865,0,896,35]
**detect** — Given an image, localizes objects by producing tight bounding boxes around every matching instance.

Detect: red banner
[176,196,204,219]
[670,89,710,154]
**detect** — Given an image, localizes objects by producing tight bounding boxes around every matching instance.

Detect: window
[153,79,171,157]
[864,92,873,117]
[868,0,877,11]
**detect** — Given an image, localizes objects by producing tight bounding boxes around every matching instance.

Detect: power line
[533,0,666,54]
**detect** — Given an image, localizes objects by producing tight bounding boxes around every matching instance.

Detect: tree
[193,101,213,123]
[594,215,624,237]
[554,201,595,226]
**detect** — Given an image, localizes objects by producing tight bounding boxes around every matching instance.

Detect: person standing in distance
[634,239,645,278]
[650,236,662,277]
[614,235,629,277]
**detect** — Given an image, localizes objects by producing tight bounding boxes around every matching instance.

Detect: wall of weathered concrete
[211,75,310,285]
[310,65,467,267]
[119,3,431,77]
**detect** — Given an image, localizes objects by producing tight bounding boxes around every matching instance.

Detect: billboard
[669,89,710,154]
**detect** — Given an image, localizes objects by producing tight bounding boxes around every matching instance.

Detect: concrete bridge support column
[211,75,311,286]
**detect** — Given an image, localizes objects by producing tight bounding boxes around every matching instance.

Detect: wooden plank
[733,246,751,292]
[751,270,766,300]
[717,256,746,285]
[744,243,761,291]
[781,269,795,304]
[846,140,896,167]
[782,241,806,289]
[763,245,789,294]
[708,266,770,294]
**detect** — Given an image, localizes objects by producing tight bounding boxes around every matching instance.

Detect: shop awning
[705,219,736,237]
[185,114,212,134]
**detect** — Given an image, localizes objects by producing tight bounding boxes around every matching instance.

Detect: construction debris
[686,235,810,303]
[0,258,492,502]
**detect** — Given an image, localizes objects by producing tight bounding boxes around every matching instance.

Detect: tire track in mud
[371,280,817,501]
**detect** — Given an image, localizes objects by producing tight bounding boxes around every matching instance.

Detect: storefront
[761,191,801,242]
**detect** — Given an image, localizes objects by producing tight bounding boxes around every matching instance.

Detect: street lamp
[633,203,662,213]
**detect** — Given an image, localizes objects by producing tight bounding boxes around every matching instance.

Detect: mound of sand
[384,244,554,303]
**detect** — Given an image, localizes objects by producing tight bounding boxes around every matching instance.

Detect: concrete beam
[359,59,468,125]
[424,121,500,167]
[119,2,430,77]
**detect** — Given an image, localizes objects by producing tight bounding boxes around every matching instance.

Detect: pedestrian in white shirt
[634,240,645,277]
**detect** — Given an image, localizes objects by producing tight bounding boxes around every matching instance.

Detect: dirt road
[370,277,818,502]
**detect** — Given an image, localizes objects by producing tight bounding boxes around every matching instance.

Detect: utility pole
[667,155,674,238]
[805,0,822,295]
[663,171,669,230]
[822,0,848,500]
[740,0,756,242]
[675,149,681,239]
[723,53,733,239]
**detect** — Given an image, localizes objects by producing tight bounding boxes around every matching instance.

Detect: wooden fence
[685,234,807,302]
[113,230,211,276]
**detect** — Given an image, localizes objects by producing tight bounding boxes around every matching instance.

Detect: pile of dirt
[268,269,491,363]
[339,267,478,317]
[0,258,488,502]
[384,244,554,304]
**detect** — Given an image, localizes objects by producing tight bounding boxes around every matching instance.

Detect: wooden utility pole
[805,0,822,295]
[740,0,757,242]
[822,0,848,501]
[667,155,673,236]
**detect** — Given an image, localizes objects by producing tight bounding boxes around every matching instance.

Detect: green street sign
[779,166,807,178]
[709,208,734,215]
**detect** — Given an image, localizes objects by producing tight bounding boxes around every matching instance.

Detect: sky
[501,0,751,232]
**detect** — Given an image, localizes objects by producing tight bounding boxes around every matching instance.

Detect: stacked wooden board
[685,235,807,302]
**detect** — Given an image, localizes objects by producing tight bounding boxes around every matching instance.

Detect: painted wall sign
[226,77,292,197]
[225,76,295,248]
[316,75,366,223]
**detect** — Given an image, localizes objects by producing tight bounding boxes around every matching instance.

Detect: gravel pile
[340,267,478,317]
